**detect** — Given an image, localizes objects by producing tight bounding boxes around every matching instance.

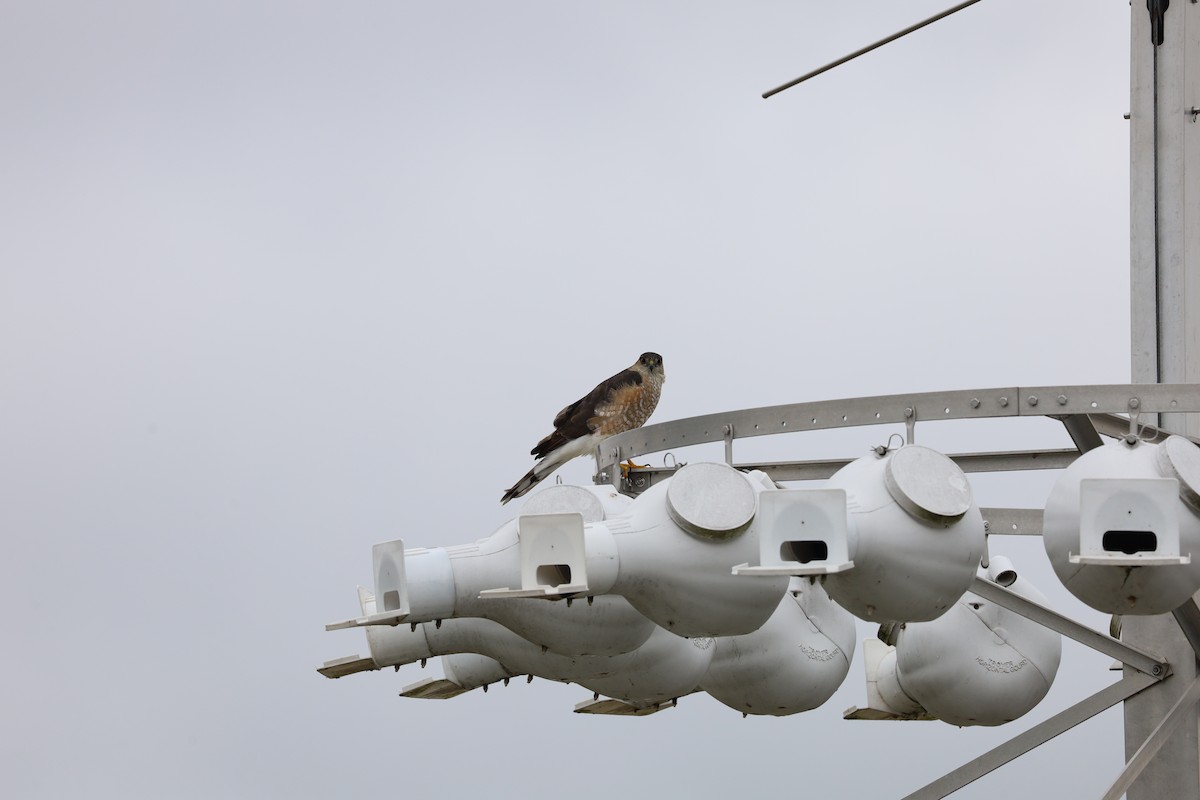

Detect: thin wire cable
[762,0,985,99]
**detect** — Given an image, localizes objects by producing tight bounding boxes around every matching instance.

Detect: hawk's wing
[531,368,644,459]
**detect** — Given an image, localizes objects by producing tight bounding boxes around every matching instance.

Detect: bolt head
[999,396,1009,407]
[1130,397,1141,409]
[1028,395,1039,406]
[1057,395,1068,406]
[970,398,980,409]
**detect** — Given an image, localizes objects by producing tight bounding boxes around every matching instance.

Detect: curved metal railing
[594,384,1200,520]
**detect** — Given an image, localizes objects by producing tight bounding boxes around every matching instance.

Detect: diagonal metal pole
[1104,674,1200,800]
[762,0,985,98]
[1171,598,1200,658]
[969,576,1169,677]
[902,672,1160,800]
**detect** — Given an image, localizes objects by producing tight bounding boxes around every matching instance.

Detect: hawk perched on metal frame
[501,352,665,505]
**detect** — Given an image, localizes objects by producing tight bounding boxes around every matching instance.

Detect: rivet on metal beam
[970,398,981,409]
[999,396,1009,407]
[1057,395,1068,406]
[1028,395,1039,407]
[1129,397,1142,410]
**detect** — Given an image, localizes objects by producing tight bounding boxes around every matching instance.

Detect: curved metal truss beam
[594,384,1200,496]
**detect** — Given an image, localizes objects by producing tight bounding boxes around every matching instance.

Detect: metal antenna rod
[762,0,985,99]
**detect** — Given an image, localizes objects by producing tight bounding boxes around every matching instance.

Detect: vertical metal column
[1127,2,1200,797]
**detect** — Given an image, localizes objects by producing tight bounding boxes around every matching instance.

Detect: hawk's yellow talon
[620,458,649,477]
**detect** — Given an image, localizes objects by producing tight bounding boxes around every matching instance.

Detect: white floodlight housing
[821,445,986,623]
[732,488,854,576]
[701,578,855,716]
[1043,436,1200,614]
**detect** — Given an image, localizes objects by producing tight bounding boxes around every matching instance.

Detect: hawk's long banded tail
[500,450,567,505]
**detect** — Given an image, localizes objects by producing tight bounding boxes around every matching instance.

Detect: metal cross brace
[968,577,1169,678]
[902,671,1161,799]
[1102,674,1200,800]
[899,578,1175,798]
[1099,600,1200,798]
[1170,598,1200,657]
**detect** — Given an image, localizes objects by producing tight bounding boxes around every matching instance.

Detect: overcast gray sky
[2,2,1138,798]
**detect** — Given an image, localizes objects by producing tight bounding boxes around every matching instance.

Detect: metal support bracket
[1054,414,1106,453]
[980,507,1044,536]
